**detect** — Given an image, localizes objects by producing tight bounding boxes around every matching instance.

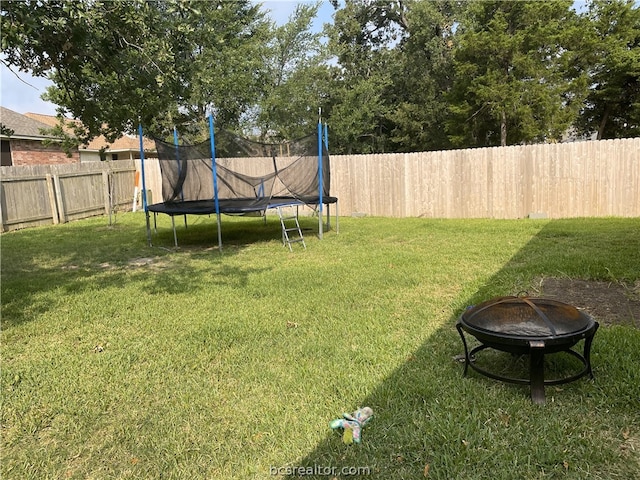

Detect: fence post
[0,182,4,233]
[45,173,59,225]
[53,173,66,223]
[102,170,111,216]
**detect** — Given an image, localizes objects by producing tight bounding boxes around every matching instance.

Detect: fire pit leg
[456,321,470,376]
[584,322,599,378]
[529,340,546,404]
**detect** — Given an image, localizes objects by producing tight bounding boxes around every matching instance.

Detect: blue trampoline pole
[323,122,334,232]
[317,118,324,240]
[138,123,152,246]
[209,114,222,251]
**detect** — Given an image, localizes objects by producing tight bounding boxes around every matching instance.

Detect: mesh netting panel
[153,129,330,205]
[215,130,318,160]
[154,138,214,202]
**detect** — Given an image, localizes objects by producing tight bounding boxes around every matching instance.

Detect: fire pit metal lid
[460,296,595,341]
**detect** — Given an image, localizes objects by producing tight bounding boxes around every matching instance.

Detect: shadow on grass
[146,208,328,246]
[284,218,640,479]
[1,213,324,329]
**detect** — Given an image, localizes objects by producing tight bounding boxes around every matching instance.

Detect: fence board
[1,160,136,231]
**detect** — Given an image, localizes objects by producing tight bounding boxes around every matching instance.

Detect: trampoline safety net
[152,130,330,207]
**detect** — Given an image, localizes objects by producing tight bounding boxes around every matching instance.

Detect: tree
[326,0,423,153]
[385,0,460,152]
[257,2,332,141]
[163,0,270,140]
[1,0,269,144]
[324,0,460,153]
[446,1,588,147]
[576,0,640,139]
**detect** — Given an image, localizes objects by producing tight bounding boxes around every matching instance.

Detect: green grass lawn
[2,212,639,479]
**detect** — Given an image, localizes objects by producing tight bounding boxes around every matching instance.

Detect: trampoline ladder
[278,206,306,252]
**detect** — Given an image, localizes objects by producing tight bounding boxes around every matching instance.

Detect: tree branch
[0,60,42,90]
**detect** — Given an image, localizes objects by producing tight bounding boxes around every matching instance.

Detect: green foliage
[385,1,459,152]
[163,0,270,137]
[256,2,332,141]
[3,1,174,142]
[575,0,640,139]
[327,66,394,153]
[39,115,94,156]
[1,0,269,142]
[0,124,15,136]
[326,0,639,152]
[2,0,638,152]
[446,1,588,147]
[324,0,413,153]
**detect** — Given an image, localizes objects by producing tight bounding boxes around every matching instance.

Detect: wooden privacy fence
[331,137,640,219]
[1,138,638,232]
[1,160,136,232]
[141,138,636,219]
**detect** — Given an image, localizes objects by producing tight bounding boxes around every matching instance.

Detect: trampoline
[139,116,338,249]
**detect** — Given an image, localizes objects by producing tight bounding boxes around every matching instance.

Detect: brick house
[25,112,156,162]
[0,106,80,166]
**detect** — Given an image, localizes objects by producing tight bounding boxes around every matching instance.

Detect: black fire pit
[456,296,599,404]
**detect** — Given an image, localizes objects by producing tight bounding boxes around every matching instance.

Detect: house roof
[85,133,156,153]
[24,112,155,152]
[22,112,77,134]
[0,106,58,140]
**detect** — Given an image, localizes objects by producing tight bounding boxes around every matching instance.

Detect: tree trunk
[597,104,611,140]
[501,110,507,146]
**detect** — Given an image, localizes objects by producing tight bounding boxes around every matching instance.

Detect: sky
[0,0,334,117]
